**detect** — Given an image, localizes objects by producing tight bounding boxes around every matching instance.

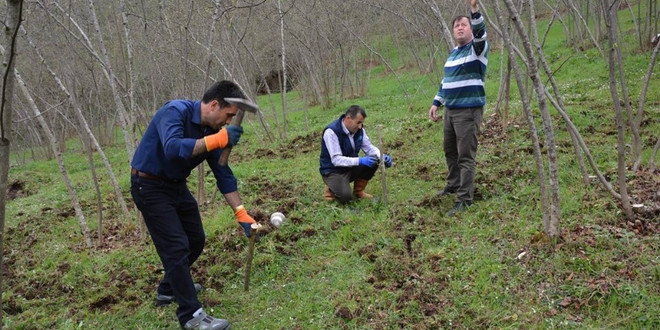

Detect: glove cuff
[234,205,255,223]
[204,128,229,151]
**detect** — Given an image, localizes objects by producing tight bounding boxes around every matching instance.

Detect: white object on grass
[270,212,285,227]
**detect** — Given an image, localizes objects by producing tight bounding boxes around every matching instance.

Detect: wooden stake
[243,223,261,291]
[377,125,389,205]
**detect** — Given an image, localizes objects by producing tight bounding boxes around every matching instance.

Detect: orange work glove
[204,125,244,152]
[204,128,229,152]
[234,205,256,237]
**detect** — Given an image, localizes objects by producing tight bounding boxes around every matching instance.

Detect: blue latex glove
[358,155,378,168]
[239,222,252,237]
[225,125,244,146]
[383,154,392,168]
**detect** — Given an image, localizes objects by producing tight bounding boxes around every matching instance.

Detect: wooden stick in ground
[219,98,259,166]
[377,125,389,205]
[243,223,261,291]
[218,109,246,166]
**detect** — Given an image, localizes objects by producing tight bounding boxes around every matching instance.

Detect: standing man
[131,80,257,330]
[320,105,393,204]
[429,0,489,216]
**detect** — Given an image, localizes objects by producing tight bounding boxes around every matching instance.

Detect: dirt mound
[7,180,29,200]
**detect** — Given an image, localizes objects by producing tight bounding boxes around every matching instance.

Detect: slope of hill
[4,6,659,330]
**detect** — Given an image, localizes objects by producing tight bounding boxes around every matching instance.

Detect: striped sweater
[433,11,489,109]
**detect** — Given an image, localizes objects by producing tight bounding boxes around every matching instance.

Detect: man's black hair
[202,80,246,107]
[345,105,367,119]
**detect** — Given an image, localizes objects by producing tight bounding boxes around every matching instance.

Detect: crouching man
[319,105,392,203]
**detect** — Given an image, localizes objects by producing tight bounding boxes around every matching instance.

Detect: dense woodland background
[0,0,659,328]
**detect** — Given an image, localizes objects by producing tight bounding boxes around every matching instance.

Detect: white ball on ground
[270,212,285,227]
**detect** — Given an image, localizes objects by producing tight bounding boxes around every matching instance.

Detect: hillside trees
[489,0,659,231]
[2,0,657,243]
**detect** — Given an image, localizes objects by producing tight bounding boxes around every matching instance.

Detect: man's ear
[212,99,226,113]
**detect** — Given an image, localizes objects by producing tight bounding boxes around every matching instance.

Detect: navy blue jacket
[319,115,363,175]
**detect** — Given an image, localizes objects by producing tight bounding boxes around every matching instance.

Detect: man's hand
[358,155,379,168]
[234,205,256,237]
[469,0,478,12]
[383,154,393,168]
[429,105,442,122]
[224,125,243,146]
[204,125,244,152]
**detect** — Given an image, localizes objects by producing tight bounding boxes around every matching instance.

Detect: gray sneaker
[183,310,230,330]
[156,283,203,306]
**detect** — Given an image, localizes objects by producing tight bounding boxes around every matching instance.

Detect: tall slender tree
[0,0,23,325]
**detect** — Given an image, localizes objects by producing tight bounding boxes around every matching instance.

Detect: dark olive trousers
[322,164,378,204]
[443,107,483,203]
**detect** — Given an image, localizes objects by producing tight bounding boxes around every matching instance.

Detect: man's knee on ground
[334,186,353,204]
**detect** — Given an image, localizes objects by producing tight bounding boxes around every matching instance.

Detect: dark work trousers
[443,107,483,203]
[322,164,378,203]
[130,175,205,326]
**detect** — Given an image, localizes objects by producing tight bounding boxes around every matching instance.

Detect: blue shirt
[131,99,238,193]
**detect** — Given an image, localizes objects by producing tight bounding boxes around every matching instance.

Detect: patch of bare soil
[277,133,319,158]
[244,176,307,213]
[480,112,507,145]
[415,164,433,181]
[351,211,452,328]
[415,194,444,209]
[233,132,319,162]
[193,177,310,291]
[92,221,148,252]
[623,166,660,235]
[385,139,404,151]
[7,180,31,200]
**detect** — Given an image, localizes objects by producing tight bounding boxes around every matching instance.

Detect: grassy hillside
[4,7,660,330]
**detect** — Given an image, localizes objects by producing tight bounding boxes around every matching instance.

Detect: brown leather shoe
[353,179,373,199]
[324,185,335,201]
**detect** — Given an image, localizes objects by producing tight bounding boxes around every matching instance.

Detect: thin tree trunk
[422,0,455,51]
[79,132,103,247]
[15,70,93,247]
[634,38,660,169]
[564,0,605,57]
[230,26,276,143]
[38,1,135,163]
[543,89,621,199]
[608,5,642,172]
[335,19,410,101]
[278,0,288,139]
[0,0,23,324]
[603,0,634,220]
[196,0,221,206]
[528,1,591,186]
[504,0,562,236]
[20,26,132,222]
[540,0,560,48]
[492,0,551,234]
[87,0,135,162]
[651,136,660,171]
[622,0,644,49]
[119,0,139,148]
[542,0,574,50]
[494,25,512,127]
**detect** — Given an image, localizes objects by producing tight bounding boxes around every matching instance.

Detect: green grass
[4,4,660,330]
